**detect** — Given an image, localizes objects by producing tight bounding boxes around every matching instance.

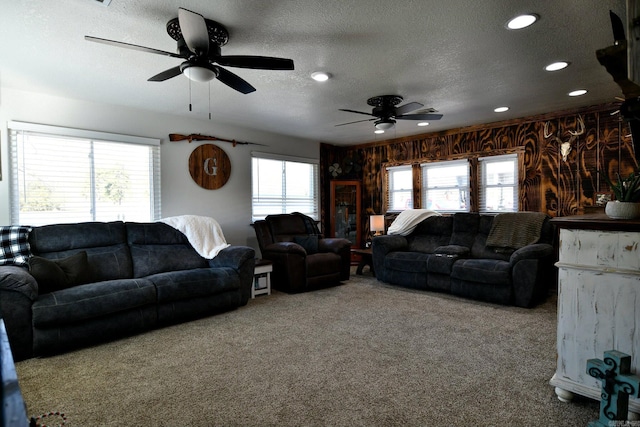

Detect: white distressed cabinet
[550,214,640,416]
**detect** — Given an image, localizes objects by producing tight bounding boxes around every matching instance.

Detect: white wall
[0,88,320,252]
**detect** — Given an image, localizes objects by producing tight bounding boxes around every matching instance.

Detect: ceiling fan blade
[335,118,376,127]
[216,67,256,94]
[178,7,209,55]
[216,55,294,70]
[85,36,183,58]
[148,66,183,82]
[394,102,424,116]
[339,109,376,117]
[396,113,444,121]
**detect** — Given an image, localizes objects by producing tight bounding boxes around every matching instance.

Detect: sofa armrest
[208,246,255,306]
[318,237,350,254]
[509,243,555,308]
[371,235,408,282]
[509,243,554,266]
[319,238,351,280]
[263,242,306,257]
[0,266,38,361]
[0,266,38,300]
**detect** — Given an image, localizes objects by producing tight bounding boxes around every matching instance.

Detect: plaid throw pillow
[0,226,32,267]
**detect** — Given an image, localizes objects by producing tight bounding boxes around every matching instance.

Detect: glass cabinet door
[330,180,361,248]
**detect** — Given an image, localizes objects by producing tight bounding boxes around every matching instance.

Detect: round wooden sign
[188,144,231,190]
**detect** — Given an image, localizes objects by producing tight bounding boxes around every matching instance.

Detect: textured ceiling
[0,0,626,145]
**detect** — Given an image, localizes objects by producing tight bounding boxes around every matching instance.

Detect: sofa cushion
[32,278,157,327]
[148,268,240,303]
[470,215,512,260]
[294,235,319,254]
[448,213,479,248]
[384,252,430,273]
[427,254,459,275]
[127,222,208,277]
[0,226,32,267]
[451,258,511,285]
[306,252,341,277]
[29,222,133,281]
[29,251,91,294]
[406,216,453,253]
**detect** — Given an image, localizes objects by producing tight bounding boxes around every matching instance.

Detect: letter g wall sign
[188,144,231,190]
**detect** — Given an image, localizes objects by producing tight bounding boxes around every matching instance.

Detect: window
[386,165,413,211]
[251,152,318,221]
[9,121,161,225]
[421,160,470,212]
[479,154,518,212]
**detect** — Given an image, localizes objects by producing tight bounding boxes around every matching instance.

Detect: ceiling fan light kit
[181,64,218,82]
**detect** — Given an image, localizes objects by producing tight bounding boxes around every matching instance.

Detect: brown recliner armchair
[253,213,352,293]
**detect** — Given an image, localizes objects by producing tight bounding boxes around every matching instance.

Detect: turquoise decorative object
[587,350,640,426]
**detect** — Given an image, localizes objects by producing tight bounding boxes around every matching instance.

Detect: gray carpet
[16,270,599,426]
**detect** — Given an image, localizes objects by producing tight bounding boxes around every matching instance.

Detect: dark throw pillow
[293,235,319,254]
[0,226,32,267]
[28,251,90,294]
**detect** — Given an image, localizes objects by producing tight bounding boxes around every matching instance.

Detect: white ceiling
[0,0,626,146]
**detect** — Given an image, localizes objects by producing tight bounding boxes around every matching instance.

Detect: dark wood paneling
[321,103,637,236]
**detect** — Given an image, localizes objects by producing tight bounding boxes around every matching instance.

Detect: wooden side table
[351,248,374,276]
[252,259,272,298]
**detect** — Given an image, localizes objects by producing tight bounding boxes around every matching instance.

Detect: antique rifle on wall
[169,133,268,147]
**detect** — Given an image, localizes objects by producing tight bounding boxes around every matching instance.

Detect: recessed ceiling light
[311,71,331,82]
[374,129,385,134]
[494,106,510,113]
[417,122,430,127]
[506,14,538,30]
[545,61,569,71]
[568,89,587,97]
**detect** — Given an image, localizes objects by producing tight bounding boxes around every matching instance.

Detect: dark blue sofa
[372,212,555,307]
[0,221,255,361]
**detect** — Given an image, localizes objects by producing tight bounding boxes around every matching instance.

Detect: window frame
[385,165,414,212]
[251,151,319,222]
[8,121,161,225]
[420,159,470,213]
[478,153,519,213]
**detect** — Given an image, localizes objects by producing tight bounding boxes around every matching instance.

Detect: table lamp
[370,214,385,236]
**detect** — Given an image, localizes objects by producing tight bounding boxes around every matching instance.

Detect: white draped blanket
[387,209,441,236]
[158,215,230,259]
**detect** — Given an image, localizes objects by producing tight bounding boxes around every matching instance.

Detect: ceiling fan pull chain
[189,78,192,112]
[209,82,212,120]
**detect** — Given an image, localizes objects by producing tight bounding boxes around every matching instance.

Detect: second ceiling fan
[85,7,294,94]
[337,95,443,130]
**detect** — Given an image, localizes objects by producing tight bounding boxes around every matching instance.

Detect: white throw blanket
[158,215,230,259]
[387,209,441,236]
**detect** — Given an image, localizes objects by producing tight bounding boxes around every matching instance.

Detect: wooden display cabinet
[330,180,361,249]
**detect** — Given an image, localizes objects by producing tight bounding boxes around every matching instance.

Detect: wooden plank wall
[320,103,637,237]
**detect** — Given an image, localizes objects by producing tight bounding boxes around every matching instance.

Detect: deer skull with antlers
[544,116,585,162]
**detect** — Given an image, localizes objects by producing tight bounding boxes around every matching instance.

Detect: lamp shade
[370,214,385,234]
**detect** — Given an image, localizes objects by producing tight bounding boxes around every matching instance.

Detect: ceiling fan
[336,95,443,130]
[85,7,294,94]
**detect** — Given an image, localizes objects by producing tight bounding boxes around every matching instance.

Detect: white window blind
[479,154,518,212]
[421,160,470,212]
[251,152,318,221]
[386,165,413,211]
[9,121,161,225]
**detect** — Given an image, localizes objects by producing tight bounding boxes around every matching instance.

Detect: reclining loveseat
[372,211,555,307]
